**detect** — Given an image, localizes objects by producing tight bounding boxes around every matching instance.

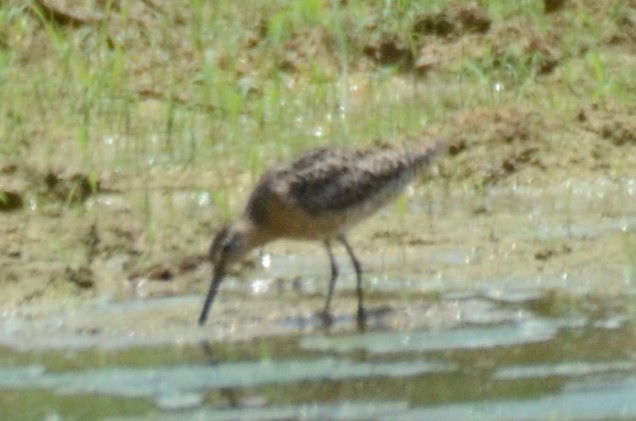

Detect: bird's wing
[284,148,416,216]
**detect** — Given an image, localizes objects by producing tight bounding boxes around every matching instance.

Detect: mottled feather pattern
[245,142,442,224]
[289,148,416,215]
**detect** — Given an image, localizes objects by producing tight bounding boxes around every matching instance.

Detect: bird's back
[244,142,443,239]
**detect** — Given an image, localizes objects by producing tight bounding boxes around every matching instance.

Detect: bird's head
[209,220,256,270]
[199,219,263,325]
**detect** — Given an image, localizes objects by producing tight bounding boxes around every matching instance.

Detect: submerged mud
[1,179,635,349]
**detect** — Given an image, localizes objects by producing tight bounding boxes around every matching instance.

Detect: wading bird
[198,140,445,327]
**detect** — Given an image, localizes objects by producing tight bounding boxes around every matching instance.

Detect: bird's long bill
[198,263,226,326]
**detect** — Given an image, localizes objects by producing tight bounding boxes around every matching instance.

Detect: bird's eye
[221,238,237,254]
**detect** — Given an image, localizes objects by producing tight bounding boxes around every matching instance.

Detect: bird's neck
[233,217,277,253]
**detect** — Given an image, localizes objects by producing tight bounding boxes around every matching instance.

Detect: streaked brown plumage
[198,140,445,327]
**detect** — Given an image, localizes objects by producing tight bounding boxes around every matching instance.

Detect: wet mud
[1,179,635,349]
[0,0,635,350]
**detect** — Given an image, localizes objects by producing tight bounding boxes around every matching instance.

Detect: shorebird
[198,140,445,327]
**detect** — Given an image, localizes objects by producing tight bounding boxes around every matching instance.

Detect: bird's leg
[321,240,339,325]
[339,236,366,330]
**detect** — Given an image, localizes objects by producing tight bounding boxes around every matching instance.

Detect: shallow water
[2,290,636,420]
[2,182,636,419]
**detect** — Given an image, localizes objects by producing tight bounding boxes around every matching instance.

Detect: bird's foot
[319,309,335,329]
[356,306,367,332]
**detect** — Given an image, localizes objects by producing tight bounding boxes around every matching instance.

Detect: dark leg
[322,240,339,323]
[339,236,366,329]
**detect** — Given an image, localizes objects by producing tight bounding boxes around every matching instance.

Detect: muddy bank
[1,1,636,348]
[1,179,635,349]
